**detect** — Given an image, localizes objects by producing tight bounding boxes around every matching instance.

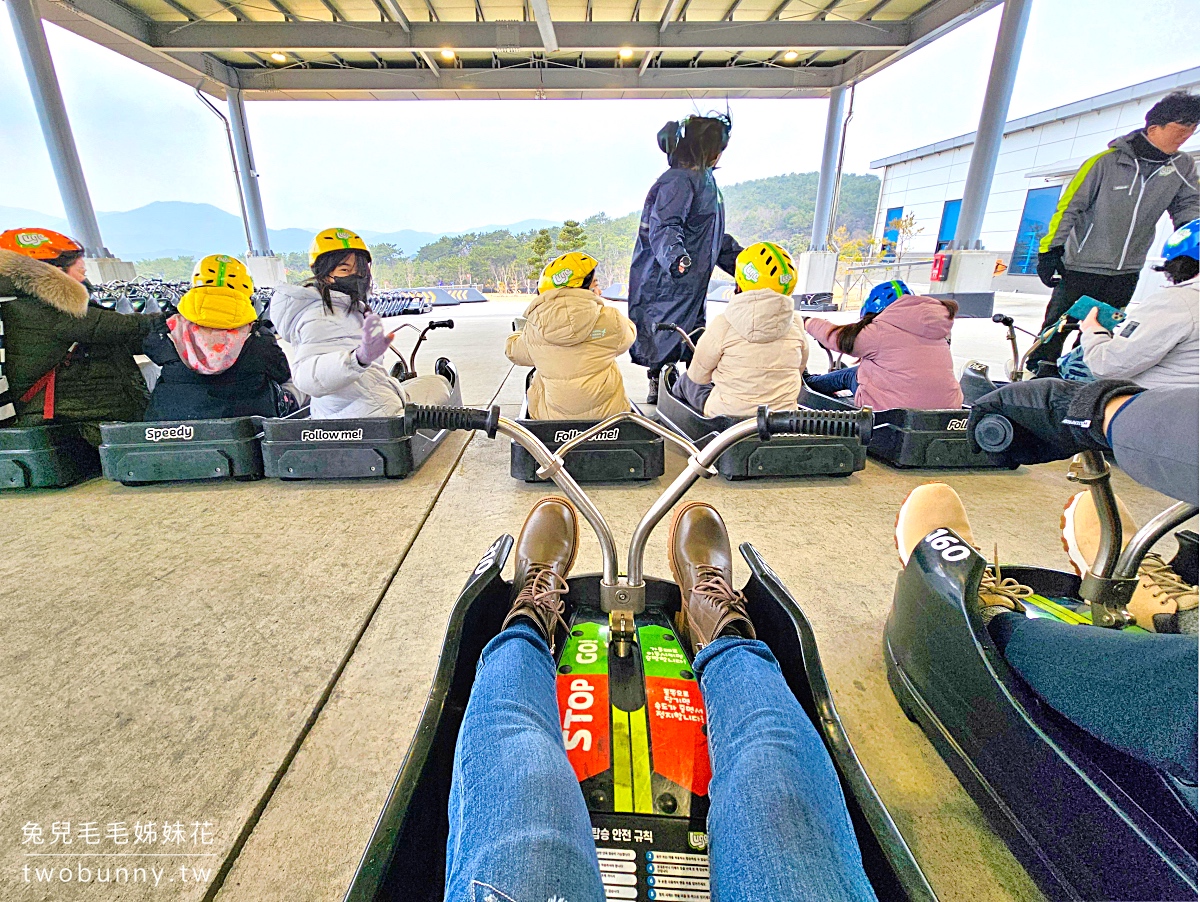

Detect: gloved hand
[354,312,395,366]
[671,254,692,279]
[1036,246,1066,288]
[967,378,1145,466]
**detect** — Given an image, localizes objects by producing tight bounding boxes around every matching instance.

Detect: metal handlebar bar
[653,322,699,353]
[409,319,454,371]
[403,403,859,611]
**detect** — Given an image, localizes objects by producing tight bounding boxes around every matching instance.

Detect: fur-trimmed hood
[0,249,89,318]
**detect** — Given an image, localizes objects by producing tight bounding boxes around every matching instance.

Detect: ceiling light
[440,48,456,61]
[783,49,799,61]
[618,47,634,60]
[270,51,287,62]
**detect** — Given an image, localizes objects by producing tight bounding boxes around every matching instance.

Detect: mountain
[722,172,880,245]
[0,202,562,261]
[0,170,880,264]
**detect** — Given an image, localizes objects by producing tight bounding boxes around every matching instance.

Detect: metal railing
[835,258,934,308]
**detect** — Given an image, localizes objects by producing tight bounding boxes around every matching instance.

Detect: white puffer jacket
[1081,276,1199,390]
[270,284,449,418]
[686,288,809,418]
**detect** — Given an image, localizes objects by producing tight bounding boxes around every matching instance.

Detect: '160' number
[923,528,973,562]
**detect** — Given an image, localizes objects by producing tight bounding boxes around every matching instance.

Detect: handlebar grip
[653,322,678,332]
[992,313,1015,326]
[973,414,1013,453]
[755,405,875,441]
[431,320,454,329]
[405,404,500,438]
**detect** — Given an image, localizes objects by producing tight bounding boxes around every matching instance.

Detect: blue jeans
[806,366,859,397]
[989,613,1198,783]
[445,624,877,902]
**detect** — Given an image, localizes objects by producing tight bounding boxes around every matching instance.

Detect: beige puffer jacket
[506,287,637,420]
[686,288,809,418]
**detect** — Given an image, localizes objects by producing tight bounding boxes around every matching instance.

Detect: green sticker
[559,619,608,675]
[638,625,692,679]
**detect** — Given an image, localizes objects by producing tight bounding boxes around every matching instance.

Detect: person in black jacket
[143,255,292,421]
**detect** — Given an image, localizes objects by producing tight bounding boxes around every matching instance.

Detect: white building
[870,67,1200,291]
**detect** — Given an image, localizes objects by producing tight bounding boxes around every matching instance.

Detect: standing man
[628,115,742,405]
[1027,91,1200,373]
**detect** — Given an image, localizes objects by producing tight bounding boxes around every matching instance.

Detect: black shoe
[435,357,457,389]
[647,373,660,406]
[502,497,579,653]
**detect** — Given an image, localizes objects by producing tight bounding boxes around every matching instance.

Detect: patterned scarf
[167,314,252,375]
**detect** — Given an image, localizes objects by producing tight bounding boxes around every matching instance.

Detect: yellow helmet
[735,242,796,295]
[309,227,371,268]
[538,251,599,294]
[191,254,254,296]
[176,285,258,330]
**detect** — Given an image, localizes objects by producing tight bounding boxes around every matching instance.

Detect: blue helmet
[1162,219,1199,262]
[861,279,912,316]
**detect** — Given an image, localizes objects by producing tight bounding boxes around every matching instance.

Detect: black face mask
[331,272,371,300]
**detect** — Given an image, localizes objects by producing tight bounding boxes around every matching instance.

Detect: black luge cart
[886,451,1199,901]
[650,321,869,480]
[656,366,869,479]
[0,424,99,489]
[262,334,462,479]
[509,400,666,483]
[99,417,264,485]
[799,381,1013,469]
[261,377,460,480]
[344,403,937,902]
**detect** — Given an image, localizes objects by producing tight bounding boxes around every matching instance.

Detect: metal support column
[810,86,847,251]
[6,0,109,257]
[226,88,272,256]
[953,0,1032,249]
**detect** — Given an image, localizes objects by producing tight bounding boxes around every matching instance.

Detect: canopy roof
[37,0,998,99]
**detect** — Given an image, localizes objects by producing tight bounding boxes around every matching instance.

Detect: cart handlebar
[652,321,699,352]
[757,406,874,442]
[399,403,849,605]
[405,404,500,438]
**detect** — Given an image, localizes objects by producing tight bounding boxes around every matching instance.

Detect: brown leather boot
[502,496,579,653]
[668,502,755,656]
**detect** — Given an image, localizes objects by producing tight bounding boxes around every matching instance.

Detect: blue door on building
[882,206,903,258]
[1009,186,1064,274]
[936,199,962,251]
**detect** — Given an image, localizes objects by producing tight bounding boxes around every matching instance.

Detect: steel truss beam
[234,62,837,93]
[145,19,910,52]
[37,0,999,97]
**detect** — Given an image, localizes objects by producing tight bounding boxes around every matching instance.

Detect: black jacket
[142,320,292,421]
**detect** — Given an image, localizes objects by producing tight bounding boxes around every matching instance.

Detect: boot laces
[515,565,570,643]
[981,545,1034,612]
[692,565,749,618]
[1138,553,1199,611]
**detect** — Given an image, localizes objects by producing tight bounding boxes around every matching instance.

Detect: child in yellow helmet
[506,252,637,420]
[672,242,809,418]
[270,229,455,418]
[142,255,294,420]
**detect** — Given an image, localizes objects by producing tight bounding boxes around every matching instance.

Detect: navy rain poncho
[627,167,742,370]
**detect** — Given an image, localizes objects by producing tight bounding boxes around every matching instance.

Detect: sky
[1,0,1197,234]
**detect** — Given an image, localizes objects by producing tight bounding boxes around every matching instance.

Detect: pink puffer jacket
[806,294,963,411]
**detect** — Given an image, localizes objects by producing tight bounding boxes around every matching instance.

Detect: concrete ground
[3,296,1190,902]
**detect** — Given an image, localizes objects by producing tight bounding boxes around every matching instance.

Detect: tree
[369,243,404,265]
[134,256,195,280]
[527,228,554,281]
[888,211,924,259]
[556,219,587,252]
